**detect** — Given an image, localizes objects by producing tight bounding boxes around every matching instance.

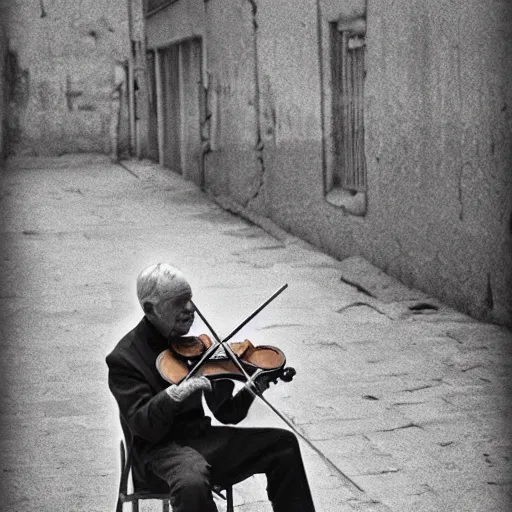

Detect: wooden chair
[116,437,234,512]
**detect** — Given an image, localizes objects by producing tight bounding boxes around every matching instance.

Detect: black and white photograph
[0,0,511,511]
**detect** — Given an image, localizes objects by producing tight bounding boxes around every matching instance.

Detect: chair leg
[132,500,139,512]
[116,498,123,512]
[162,499,170,512]
[226,485,234,512]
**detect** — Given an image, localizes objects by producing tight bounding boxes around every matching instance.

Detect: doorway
[157,38,203,184]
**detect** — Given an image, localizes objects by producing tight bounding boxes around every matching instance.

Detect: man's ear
[142,301,155,316]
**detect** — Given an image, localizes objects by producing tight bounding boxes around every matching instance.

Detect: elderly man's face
[144,275,195,338]
[156,291,195,337]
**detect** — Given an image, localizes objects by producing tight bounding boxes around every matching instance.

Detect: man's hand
[252,372,279,394]
[166,376,212,403]
[251,367,295,394]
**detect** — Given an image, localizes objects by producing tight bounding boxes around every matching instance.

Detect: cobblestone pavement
[0,155,510,511]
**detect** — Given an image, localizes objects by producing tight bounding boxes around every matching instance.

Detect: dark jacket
[106,317,254,492]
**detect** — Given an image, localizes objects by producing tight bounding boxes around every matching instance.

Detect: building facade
[144,0,512,324]
[3,0,132,157]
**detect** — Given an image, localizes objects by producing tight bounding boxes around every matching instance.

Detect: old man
[106,263,315,512]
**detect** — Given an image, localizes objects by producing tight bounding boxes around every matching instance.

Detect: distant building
[2,0,131,157]
[142,0,512,324]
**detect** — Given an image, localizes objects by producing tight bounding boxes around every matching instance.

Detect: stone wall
[320,0,512,324]
[145,0,512,324]
[4,0,131,156]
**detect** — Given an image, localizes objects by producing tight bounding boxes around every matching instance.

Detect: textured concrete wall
[4,0,130,156]
[253,0,324,216]
[146,0,205,48]
[323,0,512,324]
[253,0,324,218]
[0,11,7,161]
[203,0,262,204]
[145,0,512,324]
[364,0,512,324]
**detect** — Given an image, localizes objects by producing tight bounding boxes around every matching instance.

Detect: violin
[156,334,296,387]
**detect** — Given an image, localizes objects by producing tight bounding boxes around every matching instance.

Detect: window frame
[321,16,368,216]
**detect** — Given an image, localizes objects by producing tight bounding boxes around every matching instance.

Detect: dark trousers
[147,426,316,512]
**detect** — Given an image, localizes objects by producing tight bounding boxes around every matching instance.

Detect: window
[331,26,366,192]
[325,19,367,215]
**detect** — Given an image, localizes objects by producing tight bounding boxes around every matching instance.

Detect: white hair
[136,263,190,309]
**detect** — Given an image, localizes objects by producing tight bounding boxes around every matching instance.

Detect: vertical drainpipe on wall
[128,0,149,159]
[200,2,214,191]
[178,43,186,176]
[109,65,124,163]
[154,48,165,166]
[245,0,265,207]
[138,8,151,160]
[198,70,210,191]
[135,78,141,156]
[135,51,141,158]
[316,0,328,192]
[127,57,136,155]
[127,0,136,156]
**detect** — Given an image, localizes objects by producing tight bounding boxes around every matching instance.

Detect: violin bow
[184,283,288,383]
[187,285,365,494]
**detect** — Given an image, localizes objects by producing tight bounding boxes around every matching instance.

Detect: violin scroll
[280,367,296,382]
[253,365,296,393]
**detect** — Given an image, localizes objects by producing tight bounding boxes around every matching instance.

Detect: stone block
[315,437,402,477]
[387,397,465,425]
[349,470,432,512]
[300,409,414,440]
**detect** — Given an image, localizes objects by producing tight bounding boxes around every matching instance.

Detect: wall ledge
[325,188,367,216]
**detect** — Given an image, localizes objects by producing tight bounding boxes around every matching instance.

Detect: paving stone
[347,501,393,512]
[348,471,431,512]
[299,410,414,441]
[387,397,466,425]
[337,256,428,304]
[314,438,402,477]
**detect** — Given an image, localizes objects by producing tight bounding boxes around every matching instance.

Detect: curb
[211,193,297,246]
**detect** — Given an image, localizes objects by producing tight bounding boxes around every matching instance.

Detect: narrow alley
[0,154,510,511]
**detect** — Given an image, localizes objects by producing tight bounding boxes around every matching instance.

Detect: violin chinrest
[228,339,253,358]
[170,334,213,359]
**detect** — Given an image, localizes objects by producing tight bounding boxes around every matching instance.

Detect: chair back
[118,416,134,497]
